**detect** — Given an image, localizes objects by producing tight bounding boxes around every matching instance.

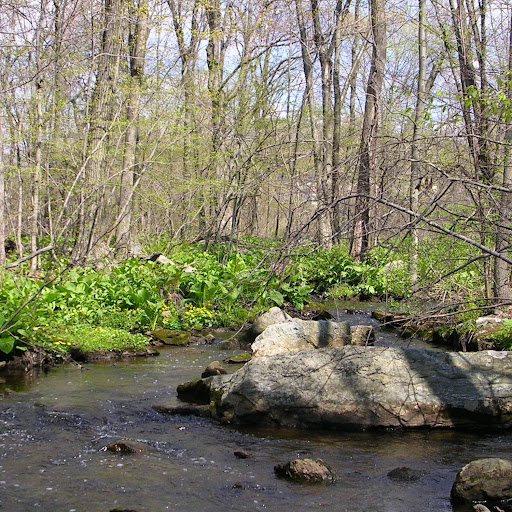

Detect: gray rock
[472,505,492,512]
[204,346,512,429]
[451,458,512,507]
[251,307,292,338]
[274,458,336,484]
[177,378,212,404]
[350,325,375,346]
[156,254,174,265]
[251,319,351,357]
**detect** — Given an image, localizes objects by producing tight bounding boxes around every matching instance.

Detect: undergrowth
[0,235,487,357]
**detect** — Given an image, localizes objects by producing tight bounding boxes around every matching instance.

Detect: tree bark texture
[351,0,386,261]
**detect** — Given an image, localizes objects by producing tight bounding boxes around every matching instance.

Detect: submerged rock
[201,346,512,429]
[105,440,147,454]
[451,458,512,509]
[234,450,252,459]
[274,458,336,484]
[251,319,351,358]
[387,466,423,482]
[152,404,212,418]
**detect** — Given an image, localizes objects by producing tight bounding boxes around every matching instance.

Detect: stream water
[1,307,512,511]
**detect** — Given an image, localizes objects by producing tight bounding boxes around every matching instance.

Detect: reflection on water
[0,321,510,511]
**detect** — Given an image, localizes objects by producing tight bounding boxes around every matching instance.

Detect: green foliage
[415,236,484,299]
[463,82,512,122]
[493,319,512,349]
[0,236,490,358]
[30,324,148,353]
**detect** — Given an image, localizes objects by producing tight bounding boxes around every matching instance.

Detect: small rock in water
[224,352,252,364]
[201,361,227,378]
[472,505,492,512]
[104,440,147,454]
[274,458,336,484]
[387,466,423,482]
[204,333,216,344]
[234,450,252,459]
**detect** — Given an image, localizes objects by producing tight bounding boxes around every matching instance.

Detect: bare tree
[494,9,512,301]
[74,0,124,262]
[115,0,149,256]
[351,0,386,261]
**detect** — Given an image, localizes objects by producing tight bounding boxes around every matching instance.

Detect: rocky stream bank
[161,306,512,511]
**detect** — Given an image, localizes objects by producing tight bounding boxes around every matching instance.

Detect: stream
[1,306,512,511]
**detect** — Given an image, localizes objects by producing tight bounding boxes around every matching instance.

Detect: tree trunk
[351,0,386,261]
[75,0,123,262]
[409,0,427,290]
[493,10,512,302]
[115,0,149,256]
[168,0,202,236]
[205,0,228,244]
[295,0,330,243]
[0,121,5,266]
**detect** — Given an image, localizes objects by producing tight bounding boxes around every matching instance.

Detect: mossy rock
[451,458,512,507]
[177,379,212,404]
[224,352,252,364]
[152,328,190,346]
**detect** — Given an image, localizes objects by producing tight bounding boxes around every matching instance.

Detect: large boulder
[203,346,512,429]
[451,458,512,510]
[251,319,351,357]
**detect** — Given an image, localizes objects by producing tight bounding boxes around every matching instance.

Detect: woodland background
[1,0,512,305]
